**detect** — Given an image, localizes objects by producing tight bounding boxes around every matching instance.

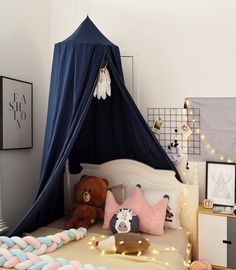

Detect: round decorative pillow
[190,261,212,270]
[109,208,140,234]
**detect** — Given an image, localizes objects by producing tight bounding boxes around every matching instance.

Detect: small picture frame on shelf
[206,161,236,206]
[0,76,33,149]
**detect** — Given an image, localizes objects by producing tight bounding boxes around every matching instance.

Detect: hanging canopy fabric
[10,17,180,236]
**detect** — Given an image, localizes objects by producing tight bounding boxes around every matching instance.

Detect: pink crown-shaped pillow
[103,186,168,235]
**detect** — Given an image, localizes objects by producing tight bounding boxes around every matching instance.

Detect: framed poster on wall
[0,76,33,149]
[206,161,236,206]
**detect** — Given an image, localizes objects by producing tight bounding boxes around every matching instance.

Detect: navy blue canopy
[10,17,180,236]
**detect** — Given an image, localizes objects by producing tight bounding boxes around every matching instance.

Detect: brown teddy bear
[65,175,108,229]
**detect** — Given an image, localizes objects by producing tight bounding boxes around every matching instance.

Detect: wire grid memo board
[147,108,201,155]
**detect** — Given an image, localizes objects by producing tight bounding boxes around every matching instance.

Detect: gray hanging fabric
[186,97,236,162]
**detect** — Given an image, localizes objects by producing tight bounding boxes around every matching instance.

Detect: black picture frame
[0,76,33,149]
[206,161,236,206]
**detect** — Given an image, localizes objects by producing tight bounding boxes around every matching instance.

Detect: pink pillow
[103,186,168,235]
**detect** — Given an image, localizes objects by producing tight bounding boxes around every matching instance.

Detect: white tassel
[94,67,111,100]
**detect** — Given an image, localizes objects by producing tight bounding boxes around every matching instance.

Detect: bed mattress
[30,226,187,270]
[48,218,190,260]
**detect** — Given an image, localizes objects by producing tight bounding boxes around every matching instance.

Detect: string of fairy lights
[86,188,194,268]
[87,233,192,268]
[184,99,235,163]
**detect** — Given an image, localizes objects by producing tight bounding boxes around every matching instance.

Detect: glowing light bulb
[211,149,215,153]
[220,156,224,161]
[228,159,232,163]
[206,144,210,149]
[201,135,205,140]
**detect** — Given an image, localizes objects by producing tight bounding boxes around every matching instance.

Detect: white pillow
[142,188,182,230]
[109,183,125,204]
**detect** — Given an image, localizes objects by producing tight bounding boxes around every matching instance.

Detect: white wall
[51,0,236,116]
[0,0,51,230]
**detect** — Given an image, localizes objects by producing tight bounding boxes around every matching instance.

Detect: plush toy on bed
[94,233,150,255]
[109,208,140,234]
[65,175,108,229]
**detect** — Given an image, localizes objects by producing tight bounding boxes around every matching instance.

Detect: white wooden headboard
[64,159,199,251]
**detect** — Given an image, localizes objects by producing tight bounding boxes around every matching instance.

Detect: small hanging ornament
[167,129,183,164]
[93,65,111,100]
[179,123,192,139]
[184,100,188,109]
[186,161,190,170]
[153,117,163,134]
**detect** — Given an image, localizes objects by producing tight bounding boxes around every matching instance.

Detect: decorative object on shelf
[212,205,234,214]
[93,64,111,100]
[203,199,214,209]
[147,107,200,155]
[206,161,236,206]
[0,76,33,150]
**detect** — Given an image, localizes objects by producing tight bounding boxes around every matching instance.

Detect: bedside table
[197,204,236,269]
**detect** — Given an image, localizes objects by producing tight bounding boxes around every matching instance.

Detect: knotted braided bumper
[0,228,108,270]
[0,228,87,255]
[0,248,108,270]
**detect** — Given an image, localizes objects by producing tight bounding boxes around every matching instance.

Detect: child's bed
[29,159,199,270]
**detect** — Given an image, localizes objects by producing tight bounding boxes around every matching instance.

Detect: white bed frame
[64,159,199,253]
